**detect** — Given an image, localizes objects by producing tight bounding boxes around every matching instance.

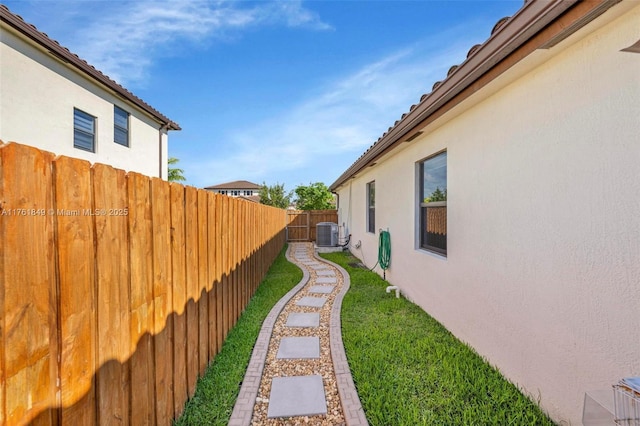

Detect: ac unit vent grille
[316,222,338,247]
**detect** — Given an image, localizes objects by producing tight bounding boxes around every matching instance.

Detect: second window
[367,181,375,233]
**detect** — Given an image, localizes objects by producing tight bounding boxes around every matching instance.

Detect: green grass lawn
[321,251,555,426]
[175,246,553,425]
[174,245,302,425]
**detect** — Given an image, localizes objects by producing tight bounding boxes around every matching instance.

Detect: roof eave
[330,0,585,192]
[1,5,181,131]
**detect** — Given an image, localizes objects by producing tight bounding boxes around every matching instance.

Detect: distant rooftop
[205,180,262,190]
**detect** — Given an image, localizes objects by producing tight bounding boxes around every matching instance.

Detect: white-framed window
[367,180,375,233]
[73,108,96,152]
[114,105,129,146]
[419,151,447,255]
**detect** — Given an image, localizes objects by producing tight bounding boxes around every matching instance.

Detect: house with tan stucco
[0,5,180,179]
[330,1,640,424]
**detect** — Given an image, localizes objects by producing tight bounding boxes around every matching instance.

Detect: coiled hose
[378,230,391,279]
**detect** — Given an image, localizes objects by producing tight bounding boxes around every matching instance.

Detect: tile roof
[204,180,262,190]
[0,4,180,131]
[328,0,610,191]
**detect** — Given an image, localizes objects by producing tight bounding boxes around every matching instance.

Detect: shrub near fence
[0,142,287,425]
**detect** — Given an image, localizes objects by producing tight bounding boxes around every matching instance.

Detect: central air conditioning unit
[316,222,338,247]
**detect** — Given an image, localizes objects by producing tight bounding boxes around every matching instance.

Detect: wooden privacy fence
[426,204,447,235]
[286,209,338,242]
[0,142,287,425]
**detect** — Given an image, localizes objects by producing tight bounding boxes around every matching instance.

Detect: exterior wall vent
[316,222,338,247]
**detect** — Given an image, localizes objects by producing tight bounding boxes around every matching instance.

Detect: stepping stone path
[286,312,320,328]
[229,242,368,426]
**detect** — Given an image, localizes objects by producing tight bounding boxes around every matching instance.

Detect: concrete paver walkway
[229,242,368,425]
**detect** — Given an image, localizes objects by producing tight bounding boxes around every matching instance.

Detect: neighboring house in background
[0,5,180,179]
[330,1,639,425]
[204,180,262,203]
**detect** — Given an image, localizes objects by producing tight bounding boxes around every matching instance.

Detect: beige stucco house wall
[332,2,640,424]
[0,6,179,179]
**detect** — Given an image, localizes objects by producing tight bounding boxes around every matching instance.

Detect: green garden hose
[378,230,391,279]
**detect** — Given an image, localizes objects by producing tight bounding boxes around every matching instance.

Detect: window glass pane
[114,106,128,129]
[367,181,375,233]
[74,109,94,133]
[74,130,94,151]
[114,106,129,146]
[114,127,128,146]
[74,108,95,152]
[368,182,375,208]
[422,151,447,202]
[422,205,447,252]
[420,151,447,254]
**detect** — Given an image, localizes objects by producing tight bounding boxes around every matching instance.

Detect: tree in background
[168,157,186,182]
[294,182,334,210]
[424,187,447,203]
[259,182,292,209]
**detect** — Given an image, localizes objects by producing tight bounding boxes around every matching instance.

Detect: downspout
[159,123,170,179]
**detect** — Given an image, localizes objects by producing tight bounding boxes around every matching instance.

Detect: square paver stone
[286,312,320,328]
[296,296,327,308]
[309,285,335,294]
[276,336,320,359]
[316,276,337,284]
[316,269,335,276]
[267,375,327,418]
[310,264,330,270]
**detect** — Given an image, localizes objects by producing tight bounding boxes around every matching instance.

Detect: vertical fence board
[241,202,247,311]
[184,187,199,397]
[128,173,156,425]
[0,144,4,426]
[221,196,230,342]
[1,144,58,425]
[197,190,208,375]
[216,195,224,352]
[235,200,240,325]
[206,193,218,359]
[247,206,252,303]
[151,178,174,425]
[169,184,187,418]
[230,200,238,329]
[54,156,96,424]
[93,163,131,426]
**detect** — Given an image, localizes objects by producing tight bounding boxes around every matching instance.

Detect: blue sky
[4,0,521,191]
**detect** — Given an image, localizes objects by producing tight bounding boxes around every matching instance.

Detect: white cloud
[71,0,331,84]
[187,33,477,188]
